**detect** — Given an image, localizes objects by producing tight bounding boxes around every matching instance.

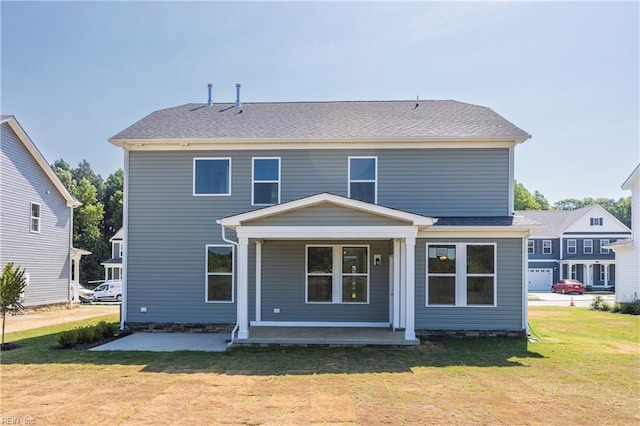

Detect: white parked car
[92,281,123,302]
[70,282,94,303]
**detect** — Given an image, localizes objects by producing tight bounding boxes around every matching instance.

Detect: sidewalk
[528,292,615,307]
[3,304,120,334]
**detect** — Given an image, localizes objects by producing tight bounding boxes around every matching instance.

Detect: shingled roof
[110,100,530,142]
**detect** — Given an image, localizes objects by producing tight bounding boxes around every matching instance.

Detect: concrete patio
[233,326,419,346]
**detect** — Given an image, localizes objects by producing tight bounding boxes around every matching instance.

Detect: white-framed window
[348,156,377,204]
[426,243,496,307]
[30,202,41,233]
[567,239,577,254]
[528,240,534,254]
[542,240,552,254]
[113,242,122,258]
[205,245,234,303]
[193,158,231,196]
[584,239,593,254]
[599,264,607,282]
[306,245,369,304]
[590,217,603,226]
[570,264,577,279]
[252,157,280,205]
[600,239,610,254]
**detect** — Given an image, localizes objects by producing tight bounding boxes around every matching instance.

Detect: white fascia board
[236,226,419,240]
[218,193,436,228]
[2,116,80,208]
[621,164,640,190]
[419,228,531,238]
[111,137,520,150]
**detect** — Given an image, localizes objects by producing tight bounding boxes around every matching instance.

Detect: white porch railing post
[237,237,249,339]
[404,236,416,341]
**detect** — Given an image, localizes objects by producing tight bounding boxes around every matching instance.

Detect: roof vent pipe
[235,83,241,108]
[207,83,213,106]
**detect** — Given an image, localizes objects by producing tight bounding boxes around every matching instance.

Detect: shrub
[590,295,607,311]
[57,330,78,348]
[75,326,96,344]
[618,301,640,315]
[95,321,118,339]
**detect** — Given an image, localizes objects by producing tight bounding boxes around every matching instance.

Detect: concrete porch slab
[233,327,419,346]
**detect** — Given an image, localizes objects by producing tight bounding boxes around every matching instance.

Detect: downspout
[219,222,239,346]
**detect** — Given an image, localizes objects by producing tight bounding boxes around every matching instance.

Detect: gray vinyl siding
[257,240,389,323]
[244,204,411,226]
[126,147,510,323]
[415,238,524,330]
[0,123,71,306]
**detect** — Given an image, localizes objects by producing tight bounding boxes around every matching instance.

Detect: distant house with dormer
[517,205,631,291]
[101,227,123,282]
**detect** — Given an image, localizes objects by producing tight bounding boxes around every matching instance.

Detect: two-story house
[110,91,537,343]
[517,205,631,291]
[101,227,123,282]
[1,115,90,307]
[606,164,639,302]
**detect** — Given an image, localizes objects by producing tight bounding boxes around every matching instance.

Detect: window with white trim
[426,243,496,307]
[542,240,552,254]
[567,239,577,254]
[252,157,280,205]
[584,239,593,254]
[193,158,231,196]
[206,245,234,302]
[599,264,607,282]
[600,239,610,254]
[306,245,369,303]
[348,157,377,204]
[590,217,603,226]
[113,242,122,258]
[30,203,41,233]
[528,240,534,254]
[570,264,577,279]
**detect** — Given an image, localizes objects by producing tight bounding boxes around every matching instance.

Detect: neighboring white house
[606,164,639,302]
[0,115,89,306]
[101,227,123,281]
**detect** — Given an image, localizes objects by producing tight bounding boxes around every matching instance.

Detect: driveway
[3,304,120,334]
[529,292,615,307]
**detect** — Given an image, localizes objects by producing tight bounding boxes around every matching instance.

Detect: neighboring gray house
[101,227,123,281]
[0,115,88,306]
[110,94,537,343]
[517,205,631,291]
[606,164,640,302]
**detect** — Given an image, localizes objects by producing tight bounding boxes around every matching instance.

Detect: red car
[551,279,585,295]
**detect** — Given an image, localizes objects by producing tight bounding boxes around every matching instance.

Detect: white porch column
[392,239,401,330]
[237,237,249,339]
[73,259,80,302]
[604,264,609,287]
[404,237,416,341]
[255,241,262,322]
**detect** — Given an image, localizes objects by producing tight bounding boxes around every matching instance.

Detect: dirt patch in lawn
[3,304,119,334]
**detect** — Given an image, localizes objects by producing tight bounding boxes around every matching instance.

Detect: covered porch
[218,193,437,344]
[560,258,616,287]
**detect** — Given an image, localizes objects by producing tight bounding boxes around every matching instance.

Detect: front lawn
[1,308,638,425]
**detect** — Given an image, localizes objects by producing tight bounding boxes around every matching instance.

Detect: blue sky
[2,1,638,204]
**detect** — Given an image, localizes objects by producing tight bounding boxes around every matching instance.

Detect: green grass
[1,308,638,425]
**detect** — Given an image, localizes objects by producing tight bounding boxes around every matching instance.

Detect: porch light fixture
[438,255,448,261]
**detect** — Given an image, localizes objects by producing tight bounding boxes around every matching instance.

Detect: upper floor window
[426,243,496,307]
[206,245,234,303]
[30,203,41,233]
[528,240,534,254]
[590,217,603,226]
[252,158,280,205]
[567,239,577,254]
[193,158,231,196]
[113,242,122,258]
[348,157,377,204]
[584,239,593,254]
[600,239,610,254]
[542,240,552,254]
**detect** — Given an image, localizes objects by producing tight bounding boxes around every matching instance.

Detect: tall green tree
[103,169,124,237]
[514,181,544,210]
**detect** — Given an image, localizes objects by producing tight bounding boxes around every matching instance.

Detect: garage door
[528,268,553,291]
